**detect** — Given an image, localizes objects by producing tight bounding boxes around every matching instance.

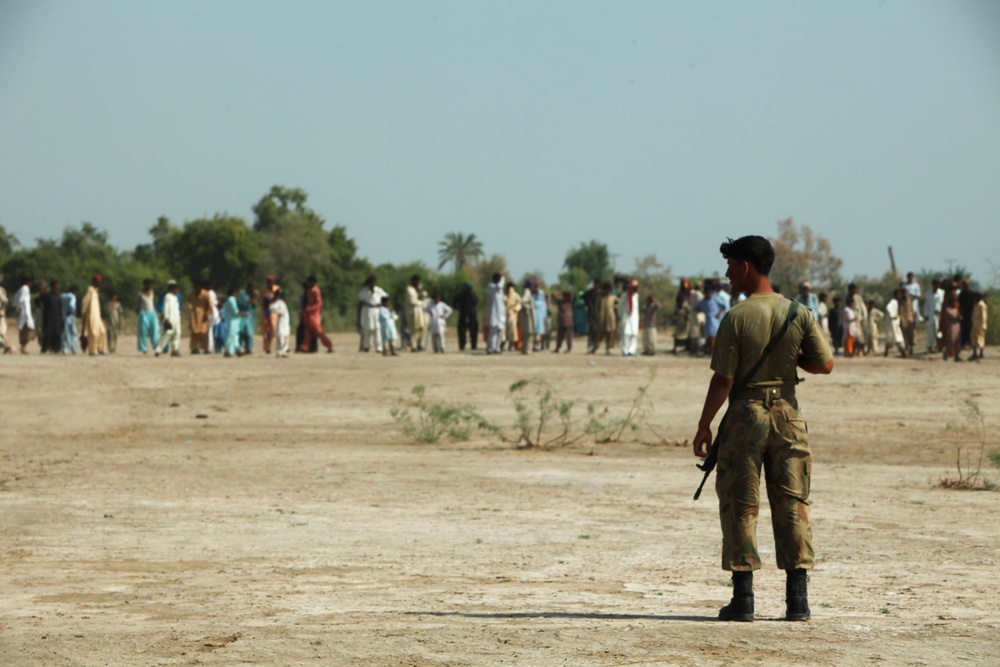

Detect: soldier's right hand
[693,426,712,459]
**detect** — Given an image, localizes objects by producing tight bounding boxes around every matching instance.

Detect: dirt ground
[1,334,998,666]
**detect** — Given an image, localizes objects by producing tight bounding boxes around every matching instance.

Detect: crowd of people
[0,273,292,358]
[0,269,988,362]
[793,272,989,362]
[394,273,661,357]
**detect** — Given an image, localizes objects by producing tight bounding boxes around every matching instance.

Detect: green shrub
[390,385,483,444]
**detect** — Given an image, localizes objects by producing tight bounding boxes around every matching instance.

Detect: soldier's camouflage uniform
[710,293,831,572]
[716,391,812,571]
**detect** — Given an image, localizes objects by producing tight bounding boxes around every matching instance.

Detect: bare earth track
[1,334,998,666]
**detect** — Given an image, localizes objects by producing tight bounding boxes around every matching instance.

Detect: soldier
[692,235,833,622]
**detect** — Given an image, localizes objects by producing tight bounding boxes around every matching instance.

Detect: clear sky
[1,0,998,284]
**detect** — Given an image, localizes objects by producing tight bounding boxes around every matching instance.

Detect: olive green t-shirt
[711,293,832,389]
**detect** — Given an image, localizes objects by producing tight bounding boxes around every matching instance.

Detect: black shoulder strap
[731,299,800,395]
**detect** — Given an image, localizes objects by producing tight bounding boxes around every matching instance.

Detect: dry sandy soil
[1,334,998,666]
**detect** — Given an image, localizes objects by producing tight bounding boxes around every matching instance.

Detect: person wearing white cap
[161,280,182,357]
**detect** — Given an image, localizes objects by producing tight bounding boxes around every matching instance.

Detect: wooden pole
[888,246,898,277]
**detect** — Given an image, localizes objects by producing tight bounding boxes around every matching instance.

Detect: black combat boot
[785,568,811,621]
[719,571,754,622]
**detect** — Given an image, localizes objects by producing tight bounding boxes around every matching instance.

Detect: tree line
[1,187,994,342]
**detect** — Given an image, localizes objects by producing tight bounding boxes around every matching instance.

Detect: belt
[730,384,797,402]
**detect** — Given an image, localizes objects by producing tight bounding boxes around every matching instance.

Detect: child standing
[424,293,453,353]
[379,296,399,356]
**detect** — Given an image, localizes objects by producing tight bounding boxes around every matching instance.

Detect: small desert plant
[939,398,993,490]
[594,369,656,444]
[504,378,587,449]
[989,448,1000,470]
[390,385,483,444]
[493,374,660,449]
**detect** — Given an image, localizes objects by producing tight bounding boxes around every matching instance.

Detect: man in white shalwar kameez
[618,280,640,357]
[14,277,36,354]
[161,280,182,356]
[357,276,388,353]
[485,273,506,354]
[883,289,906,357]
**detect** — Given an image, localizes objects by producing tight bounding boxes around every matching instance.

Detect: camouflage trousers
[715,395,813,572]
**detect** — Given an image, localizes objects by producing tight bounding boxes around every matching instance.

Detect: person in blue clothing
[60,285,79,354]
[696,281,730,355]
[237,281,257,354]
[378,296,399,357]
[573,292,588,337]
[531,282,549,351]
[137,279,161,355]
[213,314,228,354]
[797,282,820,321]
[222,287,242,357]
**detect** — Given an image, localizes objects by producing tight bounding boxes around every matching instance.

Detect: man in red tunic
[300,275,334,353]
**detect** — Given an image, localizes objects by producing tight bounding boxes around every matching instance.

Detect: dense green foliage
[560,240,612,290]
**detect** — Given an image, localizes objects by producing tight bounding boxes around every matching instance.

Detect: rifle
[693,300,800,500]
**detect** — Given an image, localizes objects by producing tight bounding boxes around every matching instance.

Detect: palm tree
[437,232,484,272]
